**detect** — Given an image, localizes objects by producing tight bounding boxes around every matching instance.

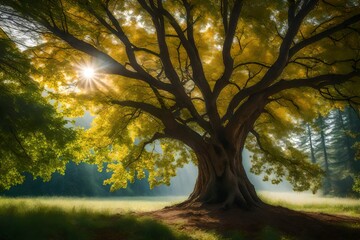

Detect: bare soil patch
[142,203,360,240]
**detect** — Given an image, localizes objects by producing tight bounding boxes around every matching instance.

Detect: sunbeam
[81,67,95,80]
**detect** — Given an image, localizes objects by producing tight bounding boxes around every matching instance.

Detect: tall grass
[259,191,360,217]
[0,196,186,214]
[0,201,190,240]
[1,193,359,216]
[0,193,359,239]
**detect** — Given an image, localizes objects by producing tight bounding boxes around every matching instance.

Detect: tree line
[295,107,360,197]
[1,162,195,197]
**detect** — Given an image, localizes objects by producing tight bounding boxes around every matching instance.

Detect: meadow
[259,191,360,217]
[0,192,359,240]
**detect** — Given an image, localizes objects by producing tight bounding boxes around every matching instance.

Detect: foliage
[1,162,195,197]
[0,29,78,189]
[354,176,360,193]
[0,0,359,195]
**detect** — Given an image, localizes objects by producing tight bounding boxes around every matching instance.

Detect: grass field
[0,196,186,214]
[0,192,359,240]
[259,191,360,217]
[0,196,190,240]
[1,192,358,216]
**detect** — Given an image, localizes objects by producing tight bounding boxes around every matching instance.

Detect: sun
[74,62,109,91]
[74,62,109,92]
[81,66,96,80]
[75,64,98,90]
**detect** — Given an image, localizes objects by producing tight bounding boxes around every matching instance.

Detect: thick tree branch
[264,71,360,97]
[110,97,210,147]
[318,85,360,104]
[221,0,229,33]
[136,0,211,132]
[83,3,170,94]
[41,21,174,93]
[289,14,360,57]
[46,25,131,76]
[110,99,165,120]
[153,1,222,133]
[213,0,243,100]
[124,132,167,168]
[101,3,159,75]
[250,129,269,154]
[224,0,319,122]
[287,0,296,25]
[159,3,212,101]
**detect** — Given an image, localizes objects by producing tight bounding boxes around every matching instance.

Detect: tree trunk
[307,123,316,164]
[182,142,263,209]
[319,115,331,194]
[338,109,353,169]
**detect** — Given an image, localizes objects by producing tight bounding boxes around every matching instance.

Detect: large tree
[1,0,359,208]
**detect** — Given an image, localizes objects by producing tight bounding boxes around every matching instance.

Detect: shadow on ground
[0,205,188,240]
[145,203,360,240]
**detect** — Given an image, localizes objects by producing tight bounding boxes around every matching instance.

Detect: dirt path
[142,203,360,240]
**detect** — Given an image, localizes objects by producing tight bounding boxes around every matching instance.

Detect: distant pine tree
[295,107,360,197]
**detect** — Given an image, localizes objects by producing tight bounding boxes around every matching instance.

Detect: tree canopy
[0,28,77,189]
[0,0,359,207]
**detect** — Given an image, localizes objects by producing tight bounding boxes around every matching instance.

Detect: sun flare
[81,67,96,80]
[75,63,109,91]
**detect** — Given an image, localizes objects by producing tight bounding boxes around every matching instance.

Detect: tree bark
[181,141,263,209]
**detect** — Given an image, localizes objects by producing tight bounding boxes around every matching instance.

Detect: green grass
[2,192,358,216]
[0,196,186,214]
[0,202,190,240]
[0,193,359,240]
[259,191,360,217]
